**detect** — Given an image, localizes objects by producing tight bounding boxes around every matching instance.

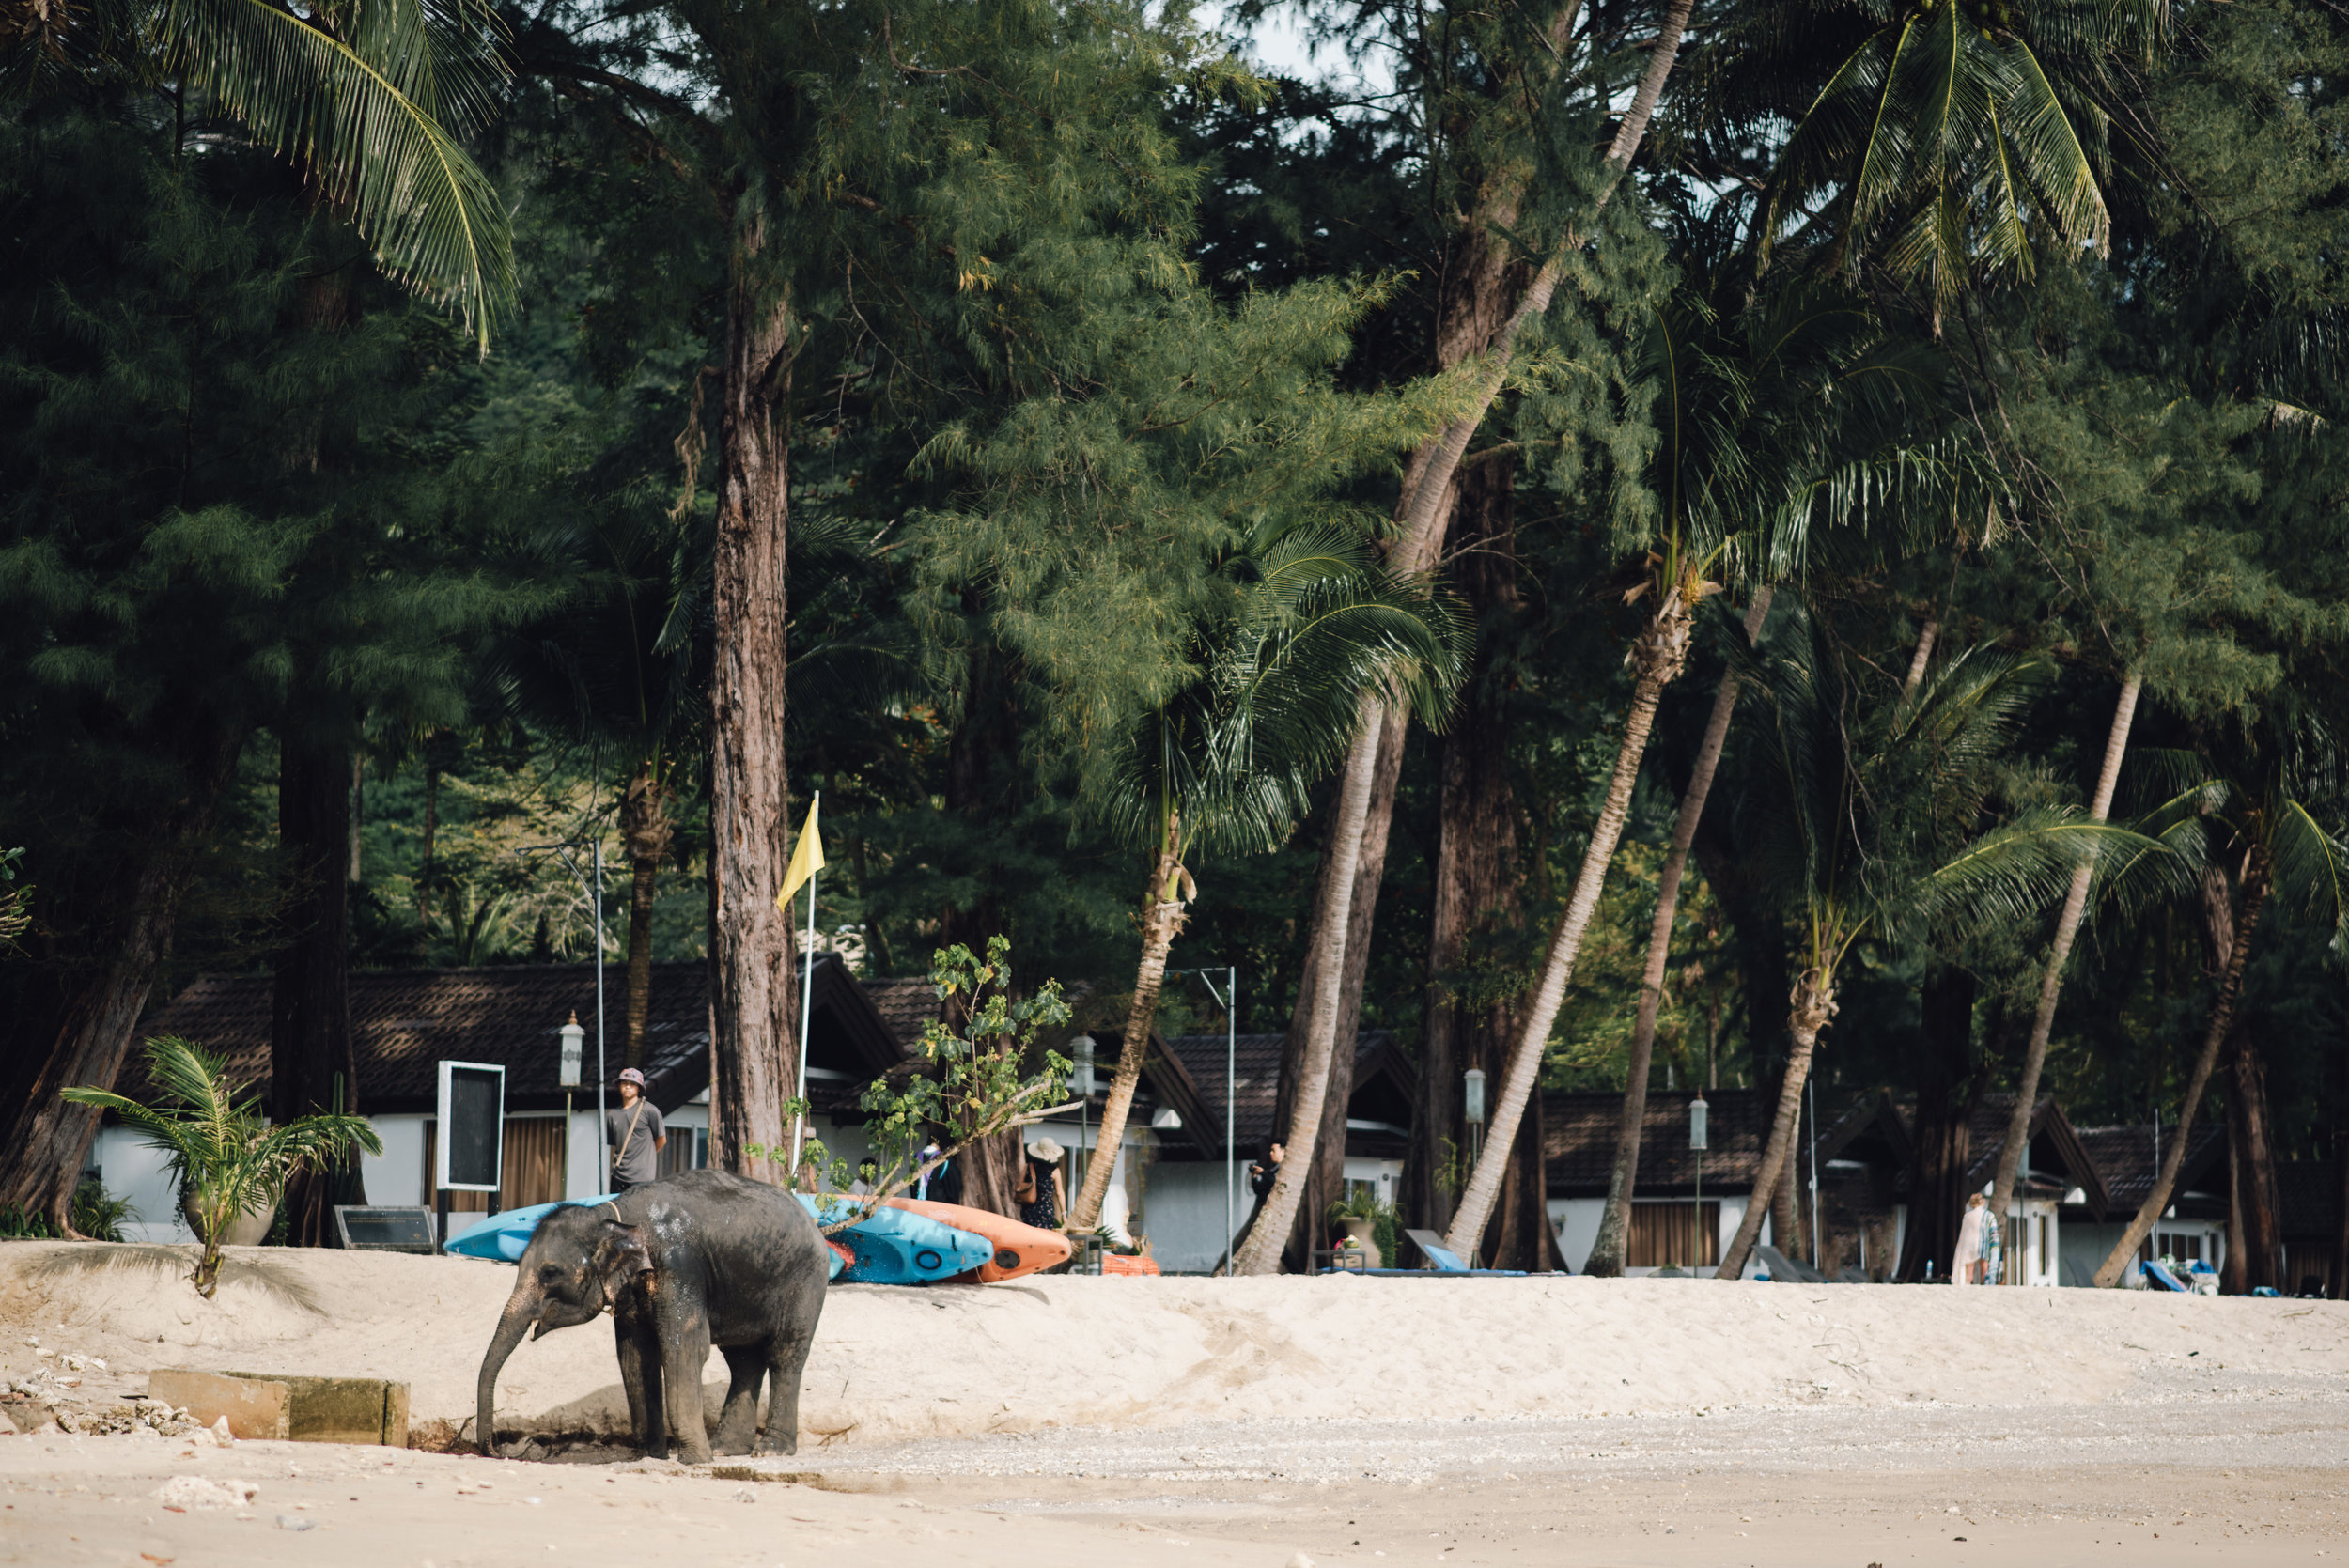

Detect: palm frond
[167,0,516,341]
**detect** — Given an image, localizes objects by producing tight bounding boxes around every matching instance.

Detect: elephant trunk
[475,1289,538,1456]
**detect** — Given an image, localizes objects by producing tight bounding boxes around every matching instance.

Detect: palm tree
[3,0,514,339]
[64,1036,379,1296]
[1675,0,2170,319]
[1713,614,2154,1278]
[1445,274,1951,1265]
[1067,525,1461,1234]
[2092,709,2349,1287]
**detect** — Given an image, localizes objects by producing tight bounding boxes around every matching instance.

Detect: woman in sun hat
[1015,1137,1066,1230]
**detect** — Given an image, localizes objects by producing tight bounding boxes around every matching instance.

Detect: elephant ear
[591,1221,655,1306]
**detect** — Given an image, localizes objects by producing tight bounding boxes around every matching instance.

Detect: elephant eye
[537,1265,565,1285]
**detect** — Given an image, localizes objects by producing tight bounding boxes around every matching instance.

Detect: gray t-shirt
[606,1099,666,1187]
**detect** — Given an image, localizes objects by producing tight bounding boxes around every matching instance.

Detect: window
[1626,1202,1720,1268]
[658,1126,708,1178]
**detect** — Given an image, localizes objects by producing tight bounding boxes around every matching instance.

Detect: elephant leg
[619,1299,668,1461]
[754,1320,817,1457]
[614,1313,651,1449]
[711,1344,766,1456]
[657,1297,714,1466]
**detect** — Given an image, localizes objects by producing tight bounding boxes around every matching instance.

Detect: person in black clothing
[1248,1141,1283,1200]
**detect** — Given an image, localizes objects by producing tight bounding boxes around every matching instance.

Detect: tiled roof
[2074,1120,2228,1215]
[1162,1032,1288,1156]
[1544,1089,1774,1195]
[1160,1031,1403,1157]
[131,962,710,1114]
[863,977,941,1050]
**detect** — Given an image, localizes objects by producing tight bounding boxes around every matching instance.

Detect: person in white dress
[1954,1191,1988,1285]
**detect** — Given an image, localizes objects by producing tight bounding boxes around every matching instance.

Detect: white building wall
[360,1113,429,1207]
[1144,1160,1250,1272]
[94,1126,192,1244]
[2059,1215,2224,1288]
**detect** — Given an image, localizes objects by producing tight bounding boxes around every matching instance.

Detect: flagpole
[789,792,819,1178]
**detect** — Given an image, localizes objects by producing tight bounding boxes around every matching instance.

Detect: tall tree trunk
[2221,1112,2249,1295]
[708,227,798,1185]
[0,722,241,1229]
[1896,965,1982,1281]
[275,737,364,1244]
[1717,969,1837,1276]
[1068,840,1191,1232]
[1902,621,1939,695]
[1273,4,1699,1245]
[1772,1126,1809,1263]
[1585,589,1772,1276]
[1443,592,1699,1256]
[1235,703,1385,1275]
[2230,1023,2285,1292]
[1411,463,1526,1247]
[620,759,675,1071]
[2095,852,2271,1286]
[1989,672,2141,1220]
[2335,1004,2349,1300]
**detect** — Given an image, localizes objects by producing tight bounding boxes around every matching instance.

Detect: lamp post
[1169,966,1240,1273]
[559,1012,584,1197]
[531,839,610,1195]
[1070,1035,1097,1197]
[1689,1093,1709,1269]
[1463,1066,1487,1167]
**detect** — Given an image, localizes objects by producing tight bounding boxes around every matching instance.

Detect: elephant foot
[752,1434,798,1458]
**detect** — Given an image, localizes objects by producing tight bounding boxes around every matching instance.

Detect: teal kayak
[798,1194,990,1284]
[442,1195,621,1261]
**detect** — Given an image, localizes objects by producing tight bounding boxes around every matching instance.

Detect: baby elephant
[474,1169,828,1463]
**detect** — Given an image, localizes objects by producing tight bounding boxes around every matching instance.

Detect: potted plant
[65,1036,380,1296]
[1328,1189,1392,1272]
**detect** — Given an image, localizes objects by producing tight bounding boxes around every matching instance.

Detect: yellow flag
[776,795,826,911]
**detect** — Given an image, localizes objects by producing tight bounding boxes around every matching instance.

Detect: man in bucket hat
[606,1067,667,1193]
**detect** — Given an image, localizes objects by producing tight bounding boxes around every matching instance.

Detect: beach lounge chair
[1308,1227,1535,1276]
[1755,1243,1832,1283]
[2140,1259,2189,1292]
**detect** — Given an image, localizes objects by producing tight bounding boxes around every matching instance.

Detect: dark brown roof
[1163,1032,1287,1154]
[2073,1120,2228,1218]
[1160,1031,1408,1158]
[863,976,942,1051]
[1544,1089,1777,1195]
[131,954,906,1118]
[132,962,709,1114]
[1957,1094,2108,1212]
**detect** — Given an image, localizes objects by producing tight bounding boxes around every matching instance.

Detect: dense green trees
[7,0,2349,1285]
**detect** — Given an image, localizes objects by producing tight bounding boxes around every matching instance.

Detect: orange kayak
[879,1198,1070,1282]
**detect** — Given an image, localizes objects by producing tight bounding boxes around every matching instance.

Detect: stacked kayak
[880,1198,1070,1283]
[442,1195,621,1261]
[799,1195,992,1284]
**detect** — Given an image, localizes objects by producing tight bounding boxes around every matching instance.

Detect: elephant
[474,1169,828,1464]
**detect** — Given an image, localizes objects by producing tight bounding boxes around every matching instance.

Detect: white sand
[5,1240,2345,1449]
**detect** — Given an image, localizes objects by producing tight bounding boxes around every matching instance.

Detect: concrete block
[148,1371,412,1445]
[148,1370,289,1441]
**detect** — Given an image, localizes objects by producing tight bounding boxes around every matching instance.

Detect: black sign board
[333,1206,438,1253]
[435,1060,505,1192]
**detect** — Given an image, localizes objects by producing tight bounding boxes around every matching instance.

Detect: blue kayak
[443,1195,623,1261]
[798,1194,991,1284]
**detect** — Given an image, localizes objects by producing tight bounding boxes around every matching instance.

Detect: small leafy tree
[753,938,1071,1232]
[63,1037,380,1296]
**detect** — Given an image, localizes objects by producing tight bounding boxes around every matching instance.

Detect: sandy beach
[2,1241,2344,1565]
